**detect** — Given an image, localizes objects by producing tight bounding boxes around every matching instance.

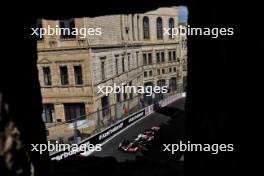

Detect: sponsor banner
[144,105,154,116]
[127,110,145,124]
[145,105,151,116]
[50,109,145,161]
[149,105,154,114]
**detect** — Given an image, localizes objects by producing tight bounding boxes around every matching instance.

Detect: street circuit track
[91,98,186,162]
[50,97,185,176]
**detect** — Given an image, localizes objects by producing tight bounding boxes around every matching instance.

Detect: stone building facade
[36,6,187,128]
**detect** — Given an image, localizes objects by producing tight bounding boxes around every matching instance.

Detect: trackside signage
[50,109,145,161]
[128,111,145,124]
[98,122,124,141]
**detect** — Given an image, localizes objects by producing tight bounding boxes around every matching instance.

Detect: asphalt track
[92,97,186,162]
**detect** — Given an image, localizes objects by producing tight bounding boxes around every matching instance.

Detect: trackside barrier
[50,92,185,161]
[159,93,184,108]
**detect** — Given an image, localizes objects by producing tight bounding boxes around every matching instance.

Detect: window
[173,51,177,60]
[162,69,165,74]
[148,53,152,64]
[168,51,172,61]
[143,53,147,65]
[129,81,133,99]
[156,53,160,63]
[143,82,154,105]
[101,96,110,117]
[144,71,148,77]
[43,66,52,86]
[73,66,83,85]
[157,69,160,75]
[169,77,177,92]
[64,103,85,121]
[143,53,153,65]
[115,57,119,75]
[128,55,130,70]
[101,61,105,80]
[122,56,125,72]
[59,18,75,39]
[161,52,165,62]
[101,96,109,109]
[149,70,153,76]
[136,52,139,67]
[143,16,150,39]
[157,80,166,87]
[123,85,127,100]
[36,19,43,40]
[60,66,69,85]
[42,104,55,123]
[116,93,121,103]
[156,17,163,39]
[169,67,172,72]
[168,18,174,39]
[174,67,177,72]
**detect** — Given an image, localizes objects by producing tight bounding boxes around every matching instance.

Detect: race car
[143,125,160,135]
[118,125,160,153]
[135,133,154,142]
[149,125,160,132]
[118,140,139,153]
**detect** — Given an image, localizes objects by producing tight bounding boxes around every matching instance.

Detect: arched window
[143,16,150,39]
[168,18,174,38]
[156,17,163,39]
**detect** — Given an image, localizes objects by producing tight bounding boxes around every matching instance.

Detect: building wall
[85,15,123,46]
[37,6,186,126]
[37,49,94,122]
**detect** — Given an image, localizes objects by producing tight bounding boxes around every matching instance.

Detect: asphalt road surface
[92,97,185,162]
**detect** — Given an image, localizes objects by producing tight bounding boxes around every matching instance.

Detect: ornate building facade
[37,7,187,130]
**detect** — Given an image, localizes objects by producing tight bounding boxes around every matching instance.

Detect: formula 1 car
[135,133,154,142]
[118,140,139,153]
[118,125,160,153]
[149,125,160,132]
[143,125,160,135]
